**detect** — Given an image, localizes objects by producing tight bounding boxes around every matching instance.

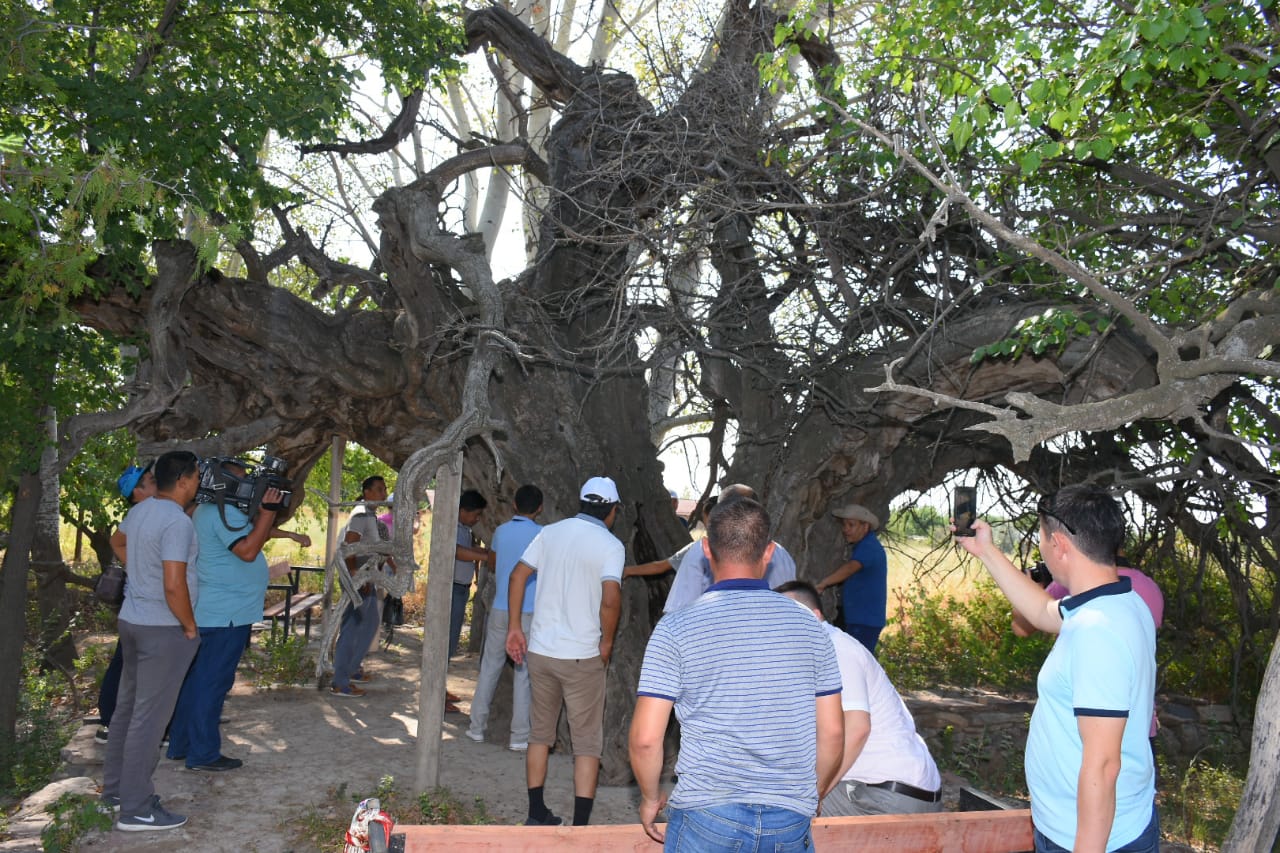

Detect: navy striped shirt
[637,578,842,815]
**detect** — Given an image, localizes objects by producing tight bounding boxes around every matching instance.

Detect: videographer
[166,459,310,771]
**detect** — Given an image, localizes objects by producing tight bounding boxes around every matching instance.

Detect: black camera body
[1026,561,1053,587]
[196,455,293,514]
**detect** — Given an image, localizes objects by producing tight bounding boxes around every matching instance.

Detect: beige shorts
[526,652,606,757]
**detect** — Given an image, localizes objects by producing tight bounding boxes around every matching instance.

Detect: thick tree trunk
[0,471,41,750]
[1223,634,1280,851]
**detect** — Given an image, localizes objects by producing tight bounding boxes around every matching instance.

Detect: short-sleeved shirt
[1047,567,1164,737]
[639,580,842,816]
[1025,578,1156,849]
[520,514,624,659]
[822,622,940,790]
[192,503,268,627]
[663,541,796,612]
[118,497,199,627]
[454,522,476,585]
[840,532,887,628]
[491,515,541,613]
[347,504,390,573]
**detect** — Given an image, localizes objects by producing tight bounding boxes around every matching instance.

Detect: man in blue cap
[94,461,158,743]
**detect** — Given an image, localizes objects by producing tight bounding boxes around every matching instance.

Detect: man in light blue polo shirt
[630,497,845,850]
[958,486,1157,853]
[467,484,543,750]
[661,483,796,612]
[167,459,309,771]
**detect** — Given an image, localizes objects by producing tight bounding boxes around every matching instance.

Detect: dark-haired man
[777,580,941,817]
[816,503,887,656]
[662,484,795,612]
[95,462,159,744]
[630,498,844,850]
[468,484,543,750]
[451,489,494,659]
[331,476,393,697]
[167,460,309,770]
[102,450,202,832]
[506,477,624,827]
[958,486,1158,853]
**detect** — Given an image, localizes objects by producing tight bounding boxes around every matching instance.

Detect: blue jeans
[448,582,471,657]
[1034,805,1159,853]
[665,804,812,852]
[843,624,882,657]
[167,623,250,766]
[333,592,381,688]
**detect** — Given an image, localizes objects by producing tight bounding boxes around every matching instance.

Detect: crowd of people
[95,453,1161,852]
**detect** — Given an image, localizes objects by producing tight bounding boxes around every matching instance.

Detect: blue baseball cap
[117,463,149,498]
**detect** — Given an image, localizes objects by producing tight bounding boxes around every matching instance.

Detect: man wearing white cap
[817,503,887,656]
[505,476,625,827]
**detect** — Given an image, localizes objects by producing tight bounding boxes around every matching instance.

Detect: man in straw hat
[816,503,887,656]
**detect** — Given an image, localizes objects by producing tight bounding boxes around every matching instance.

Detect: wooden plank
[395,810,1034,852]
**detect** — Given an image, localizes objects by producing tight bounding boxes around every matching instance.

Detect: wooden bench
[391,809,1035,852]
[263,565,326,640]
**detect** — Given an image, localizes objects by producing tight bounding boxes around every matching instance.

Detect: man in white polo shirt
[505,476,624,827]
[777,580,942,816]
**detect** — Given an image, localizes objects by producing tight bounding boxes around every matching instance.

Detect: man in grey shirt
[102,450,202,832]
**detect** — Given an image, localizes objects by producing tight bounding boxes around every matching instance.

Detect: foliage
[934,723,1028,799]
[241,632,315,687]
[1166,756,1248,849]
[1,0,465,317]
[880,579,1054,692]
[286,777,489,852]
[40,793,114,853]
[302,443,398,519]
[886,505,948,540]
[0,648,77,800]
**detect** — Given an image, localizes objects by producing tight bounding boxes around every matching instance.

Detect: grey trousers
[821,779,944,817]
[467,609,532,744]
[102,620,200,816]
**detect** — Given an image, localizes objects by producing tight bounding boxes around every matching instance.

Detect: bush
[880,580,1053,692]
[41,793,114,853]
[242,633,314,687]
[0,650,78,801]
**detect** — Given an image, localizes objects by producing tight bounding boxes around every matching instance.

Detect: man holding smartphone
[956,486,1158,853]
[816,503,887,656]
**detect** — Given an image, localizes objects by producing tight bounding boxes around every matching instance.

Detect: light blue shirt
[192,502,268,627]
[118,497,199,627]
[1025,578,1156,848]
[491,515,541,613]
[663,540,796,612]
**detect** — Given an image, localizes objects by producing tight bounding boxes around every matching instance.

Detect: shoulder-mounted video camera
[196,455,293,520]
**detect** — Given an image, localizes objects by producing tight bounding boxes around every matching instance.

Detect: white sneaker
[464,730,484,743]
[508,741,528,752]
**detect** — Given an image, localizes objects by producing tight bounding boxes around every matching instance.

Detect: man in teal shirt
[167,460,308,771]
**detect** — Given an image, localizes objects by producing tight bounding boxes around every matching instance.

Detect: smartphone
[953,487,977,537]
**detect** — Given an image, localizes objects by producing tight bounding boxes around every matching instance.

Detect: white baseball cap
[580,476,620,504]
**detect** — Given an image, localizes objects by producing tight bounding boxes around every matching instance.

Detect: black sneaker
[94,726,109,743]
[116,796,187,832]
[188,756,243,772]
[99,794,120,813]
[524,812,563,826]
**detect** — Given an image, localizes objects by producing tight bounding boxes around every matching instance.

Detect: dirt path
[71,629,641,852]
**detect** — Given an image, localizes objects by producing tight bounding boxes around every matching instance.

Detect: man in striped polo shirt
[630,497,845,850]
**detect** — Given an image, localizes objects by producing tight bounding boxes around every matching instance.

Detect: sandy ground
[70,628,641,852]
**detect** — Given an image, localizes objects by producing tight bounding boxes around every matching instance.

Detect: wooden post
[415,450,463,791]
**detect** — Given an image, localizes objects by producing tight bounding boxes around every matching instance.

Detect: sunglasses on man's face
[1037,493,1077,536]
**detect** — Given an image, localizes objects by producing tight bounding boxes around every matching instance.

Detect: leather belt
[867,780,942,803]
